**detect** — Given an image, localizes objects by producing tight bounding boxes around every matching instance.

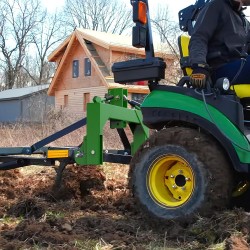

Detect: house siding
[48,29,175,116]
[56,41,102,91]
[94,44,111,71]
[55,86,107,117]
[55,54,63,67]
[111,50,144,64]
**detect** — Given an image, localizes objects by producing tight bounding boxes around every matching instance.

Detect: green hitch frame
[74,88,149,165]
[0,88,149,170]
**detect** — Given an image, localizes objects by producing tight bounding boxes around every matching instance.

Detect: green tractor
[1,0,250,224]
[112,0,250,222]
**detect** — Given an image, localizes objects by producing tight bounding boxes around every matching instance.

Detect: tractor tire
[129,127,233,222]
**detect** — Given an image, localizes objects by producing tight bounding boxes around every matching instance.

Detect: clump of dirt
[0,170,21,199]
[3,220,73,247]
[8,198,45,219]
[187,209,250,245]
[0,164,250,249]
[225,235,249,250]
[35,165,106,201]
[0,170,22,216]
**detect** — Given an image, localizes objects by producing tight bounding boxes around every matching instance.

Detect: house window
[84,58,91,76]
[83,93,90,112]
[72,60,79,78]
[64,95,69,108]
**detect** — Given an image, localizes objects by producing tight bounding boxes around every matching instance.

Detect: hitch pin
[123,95,141,109]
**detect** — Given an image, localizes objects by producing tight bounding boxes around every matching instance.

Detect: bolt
[91,150,95,155]
[75,152,84,158]
[179,170,183,174]
[182,187,186,191]
[185,177,190,181]
[170,175,175,178]
[172,185,177,189]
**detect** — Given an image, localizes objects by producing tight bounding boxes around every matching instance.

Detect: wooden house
[48,28,174,116]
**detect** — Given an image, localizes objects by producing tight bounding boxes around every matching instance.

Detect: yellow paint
[179,35,192,76]
[47,149,69,158]
[231,85,250,99]
[148,155,194,207]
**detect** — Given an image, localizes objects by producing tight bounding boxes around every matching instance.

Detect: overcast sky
[41,0,250,22]
[41,0,194,20]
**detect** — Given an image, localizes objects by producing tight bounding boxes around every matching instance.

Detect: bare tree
[63,0,132,35]
[151,4,183,84]
[0,0,45,89]
[151,5,181,58]
[22,11,67,85]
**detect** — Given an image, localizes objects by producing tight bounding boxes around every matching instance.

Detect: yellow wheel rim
[148,154,195,208]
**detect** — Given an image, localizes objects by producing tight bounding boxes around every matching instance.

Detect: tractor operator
[189,0,250,89]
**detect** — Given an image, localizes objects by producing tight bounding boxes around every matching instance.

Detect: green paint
[74,88,149,165]
[142,90,250,163]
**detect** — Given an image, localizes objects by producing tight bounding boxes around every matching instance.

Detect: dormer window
[72,60,79,78]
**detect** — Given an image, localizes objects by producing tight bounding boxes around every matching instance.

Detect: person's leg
[212,56,250,84]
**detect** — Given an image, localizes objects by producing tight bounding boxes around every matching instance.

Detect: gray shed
[0,85,55,123]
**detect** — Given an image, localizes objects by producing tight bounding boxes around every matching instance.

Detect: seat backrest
[232,85,250,99]
[177,36,250,101]
[178,35,192,76]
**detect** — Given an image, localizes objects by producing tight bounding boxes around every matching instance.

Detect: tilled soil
[0,164,250,249]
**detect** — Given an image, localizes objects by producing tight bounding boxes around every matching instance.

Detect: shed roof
[0,84,49,101]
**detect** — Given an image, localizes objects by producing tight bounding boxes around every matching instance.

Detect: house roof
[48,28,171,61]
[47,35,72,62]
[0,84,50,101]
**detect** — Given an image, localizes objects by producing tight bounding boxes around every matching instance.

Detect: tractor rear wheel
[129,127,233,222]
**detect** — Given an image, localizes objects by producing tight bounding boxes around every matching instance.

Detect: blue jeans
[212,56,250,84]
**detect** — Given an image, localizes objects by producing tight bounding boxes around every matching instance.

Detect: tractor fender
[141,107,250,173]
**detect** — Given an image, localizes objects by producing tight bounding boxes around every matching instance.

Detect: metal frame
[0,88,149,170]
[75,88,149,165]
[178,0,210,36]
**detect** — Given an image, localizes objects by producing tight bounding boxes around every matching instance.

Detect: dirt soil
[0,164,250,250]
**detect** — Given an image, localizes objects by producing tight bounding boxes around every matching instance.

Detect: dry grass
[0,109,82,147]
[0,109,127,149]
